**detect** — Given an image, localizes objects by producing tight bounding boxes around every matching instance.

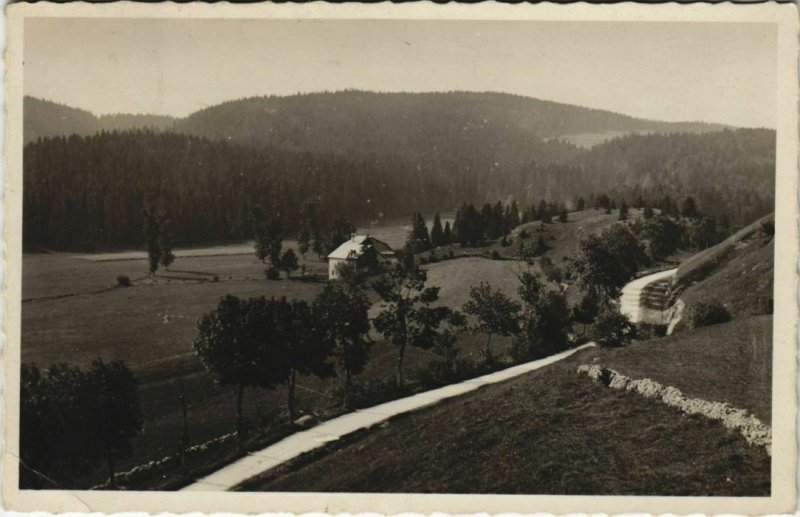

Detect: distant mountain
[24,97,175,143]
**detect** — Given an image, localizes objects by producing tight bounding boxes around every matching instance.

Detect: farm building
[327,235,396,280]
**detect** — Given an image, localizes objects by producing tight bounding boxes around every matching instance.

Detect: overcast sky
[24,18,776,128]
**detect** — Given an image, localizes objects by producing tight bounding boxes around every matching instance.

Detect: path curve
[181,343,595,492]
[619,268,677,324]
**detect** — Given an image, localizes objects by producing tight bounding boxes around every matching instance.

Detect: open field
[547,130,632,149]
[242,346,770,495]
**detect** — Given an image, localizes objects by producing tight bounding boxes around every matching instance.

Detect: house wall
[328,258,345,280]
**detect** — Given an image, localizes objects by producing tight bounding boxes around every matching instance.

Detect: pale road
[181,342,595,492]
[619,268,677,323]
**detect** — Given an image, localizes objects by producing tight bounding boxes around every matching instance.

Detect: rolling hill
[25,91,726,146]
[22,92,774,250]
[24,97,175,143]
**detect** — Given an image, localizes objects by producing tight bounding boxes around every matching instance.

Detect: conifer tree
[430,213,445,247]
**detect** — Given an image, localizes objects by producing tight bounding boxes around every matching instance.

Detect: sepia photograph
[3,2,798,515]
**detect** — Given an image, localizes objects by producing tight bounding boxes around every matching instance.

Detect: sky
[24,18,777,128]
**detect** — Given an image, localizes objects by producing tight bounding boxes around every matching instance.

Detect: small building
[327,235,396,280]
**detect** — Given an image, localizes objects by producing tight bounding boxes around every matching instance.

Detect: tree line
[23,126,773,251]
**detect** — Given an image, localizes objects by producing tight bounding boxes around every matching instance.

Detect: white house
[327,235,396,280]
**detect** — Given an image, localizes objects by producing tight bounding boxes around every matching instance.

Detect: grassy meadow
[241,329,771,495]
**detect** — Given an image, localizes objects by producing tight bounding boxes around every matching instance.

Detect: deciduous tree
[313,285,372,407]
[569,225,649,298]
[463,282,521,363]
[280,248,299,278]
[373,262,460,388]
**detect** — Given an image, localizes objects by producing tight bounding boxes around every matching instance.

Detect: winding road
[619,268,677,324]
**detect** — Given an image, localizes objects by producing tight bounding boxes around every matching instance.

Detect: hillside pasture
[584,315,772,421]
[242,348,770,495]
[549,130,632,149]
[510,208,644,266]
[671,215,774,328]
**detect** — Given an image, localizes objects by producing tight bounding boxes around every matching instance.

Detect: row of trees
[20,360,142,488]
[194,285,372,437]
[194,246,592,446]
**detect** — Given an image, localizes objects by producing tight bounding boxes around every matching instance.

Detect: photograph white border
[3,2,797,514]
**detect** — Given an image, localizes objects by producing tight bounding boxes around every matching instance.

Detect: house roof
[327,235,395,260]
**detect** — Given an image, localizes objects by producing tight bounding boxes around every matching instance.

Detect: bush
[265,267,281,280]
[592,307,636,347]
[349,378,410,409]
[760,219,774,237]
[636,323,667,340]
[115,275,131,288]
[690,299,731,328]
[418,357,491,389]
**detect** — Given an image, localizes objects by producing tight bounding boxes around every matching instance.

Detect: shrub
[265,267,281,280]
[349,378,410,409]
[760,219,774,237]
[519,229,529,240]
[592,307,636,347]
[690,299,731,328]
[490,250,501,260]
[115,275,131,288]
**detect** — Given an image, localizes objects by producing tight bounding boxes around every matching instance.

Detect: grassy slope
[424,257,527,307]
[672,214,774,324]
[511,208,641,267]
[583,316,772,421]
[242,350,769,495]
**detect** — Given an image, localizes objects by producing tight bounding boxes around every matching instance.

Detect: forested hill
[522,129,775,224]
[172,90,727,152]
[26,91,726,149]
[23,127,774,250]
[25,91,736,207]
[24,97,175,143]
[169,92,730,199]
